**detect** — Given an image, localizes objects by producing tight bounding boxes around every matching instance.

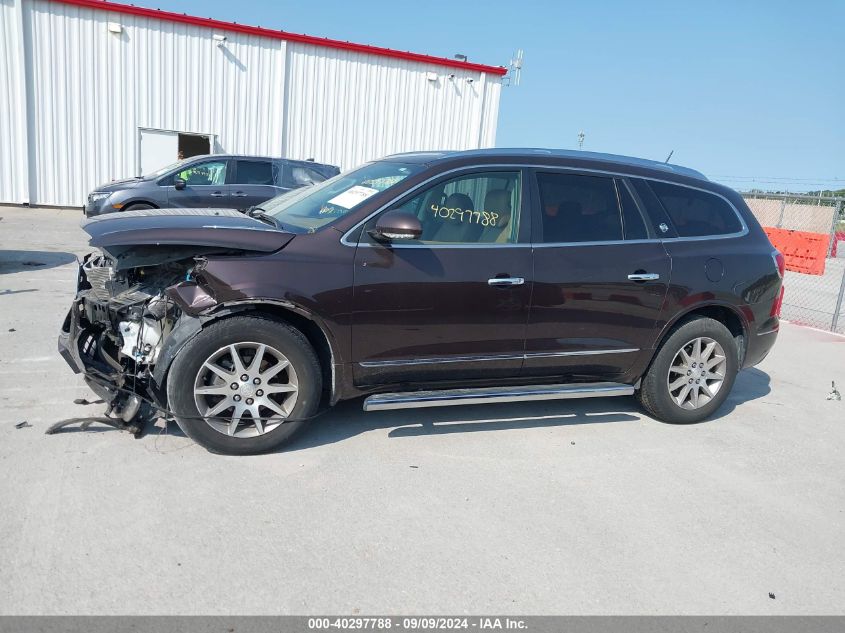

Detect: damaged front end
[58,251,202,424]
[57,208,294,432]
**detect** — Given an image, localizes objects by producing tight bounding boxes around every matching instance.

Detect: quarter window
[536,173,622,243]
[234,160,274,185]
[649,181,743,237]
[391,171,521,244]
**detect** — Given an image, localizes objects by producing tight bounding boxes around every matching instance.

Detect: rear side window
[629,178,675,237]
[234,160,274,185]
[536,173,622,243]
[649,181,743,237]
[290,166,328,186]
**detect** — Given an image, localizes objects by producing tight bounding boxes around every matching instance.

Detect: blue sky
[139,0,842,192]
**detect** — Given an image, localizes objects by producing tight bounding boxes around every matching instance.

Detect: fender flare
[651,300,750,360]
[119,199,159,211]
[152,298,342,404]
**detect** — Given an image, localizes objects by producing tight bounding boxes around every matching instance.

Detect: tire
[166,315,322,454]
[122,203,154,211]
[637,316,739,424]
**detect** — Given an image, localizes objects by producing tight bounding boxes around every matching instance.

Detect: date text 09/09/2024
[307,618,527,630]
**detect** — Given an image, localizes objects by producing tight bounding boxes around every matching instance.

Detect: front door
[524,171,671,378]
[166,158,233,208]
[352,169,532,386]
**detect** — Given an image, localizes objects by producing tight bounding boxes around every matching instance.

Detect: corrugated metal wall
[283,42,500,170]
[0,0,502,207]
[0,0,30,204]
[17,0,286,206]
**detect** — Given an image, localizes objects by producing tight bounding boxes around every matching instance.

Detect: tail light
[771,250,785,278]
[770,249,785,317]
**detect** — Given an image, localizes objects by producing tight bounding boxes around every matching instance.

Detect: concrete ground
[0,205,843,615]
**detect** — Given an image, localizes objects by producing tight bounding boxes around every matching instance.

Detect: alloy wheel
[666,336,727,410]
[193,342,299,438]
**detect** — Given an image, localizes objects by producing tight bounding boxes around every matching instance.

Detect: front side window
[536,173,622,243]
[234,160,274,185]
[176,160,227,186]
[261,161,424,233]
[649,181,743,237]
[391,171,521,244]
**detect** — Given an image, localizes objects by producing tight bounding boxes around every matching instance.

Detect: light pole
[577,131,585,150]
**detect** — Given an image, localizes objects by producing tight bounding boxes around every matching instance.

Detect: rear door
[523,170,671,378]
[230,159,284,210]
[351,168,532,386]
[165,158,233,208]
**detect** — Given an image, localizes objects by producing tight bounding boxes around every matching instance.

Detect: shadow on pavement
[286,367,772,451]
[0,250,76,274]
[712,367,771,420]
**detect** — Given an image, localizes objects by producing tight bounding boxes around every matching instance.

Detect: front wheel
[122,203,155,212]
[637,317,739,424]
[167,315,322,454]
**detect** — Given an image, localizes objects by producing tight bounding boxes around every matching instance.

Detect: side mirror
[371,210,422,242]
[174,178,186,190]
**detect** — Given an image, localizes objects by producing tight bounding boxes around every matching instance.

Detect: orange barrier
[764,227,830,276]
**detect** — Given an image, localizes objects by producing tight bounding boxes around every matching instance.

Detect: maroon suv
[58,149,783,454]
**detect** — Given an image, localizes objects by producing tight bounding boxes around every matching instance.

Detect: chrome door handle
[488,277,525,287]
[232,192,248,197]
[210,191,225,197]
[627,273,660,281]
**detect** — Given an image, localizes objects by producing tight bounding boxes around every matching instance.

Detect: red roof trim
[49,0,509,76]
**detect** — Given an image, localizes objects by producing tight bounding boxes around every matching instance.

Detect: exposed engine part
[117,296,171,364]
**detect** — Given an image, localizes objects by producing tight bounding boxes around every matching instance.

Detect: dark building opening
[178,133,210,159]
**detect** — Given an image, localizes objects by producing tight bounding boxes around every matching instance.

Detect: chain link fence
[743,193,845,333]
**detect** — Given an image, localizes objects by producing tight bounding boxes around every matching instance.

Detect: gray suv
[83,154,340,217]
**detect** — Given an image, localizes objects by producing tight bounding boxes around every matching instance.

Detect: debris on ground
[826,381,841,401]
[15,420,32,429]
[8,328,15,332]
[72,398,105,405]
[45,416,145,438]
[769,592,776,599]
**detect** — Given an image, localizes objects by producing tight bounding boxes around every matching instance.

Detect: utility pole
[577,131,585,150]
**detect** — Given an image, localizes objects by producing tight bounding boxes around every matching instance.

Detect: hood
[92,177,144,192]
[82,207,295,252]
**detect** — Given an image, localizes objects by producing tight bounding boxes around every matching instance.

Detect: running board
[362,382,635,412]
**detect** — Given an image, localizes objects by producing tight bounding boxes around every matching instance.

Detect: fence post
[827,199,842,258]
[832,264,845,333]
[776,198,787,228]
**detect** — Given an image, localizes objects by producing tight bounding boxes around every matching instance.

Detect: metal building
[0,0,506,207]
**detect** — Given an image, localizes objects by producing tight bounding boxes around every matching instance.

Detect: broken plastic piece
[45,416,144,438]
[826,381,841,401]
[15,420,32,429]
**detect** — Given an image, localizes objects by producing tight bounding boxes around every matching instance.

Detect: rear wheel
[167,315,321,454]
[637,317,739,424]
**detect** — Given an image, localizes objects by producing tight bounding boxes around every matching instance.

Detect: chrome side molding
[362,382,635,412]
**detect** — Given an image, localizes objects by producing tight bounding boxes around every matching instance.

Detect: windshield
[147,160,185,179]
[261,161,424,233]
